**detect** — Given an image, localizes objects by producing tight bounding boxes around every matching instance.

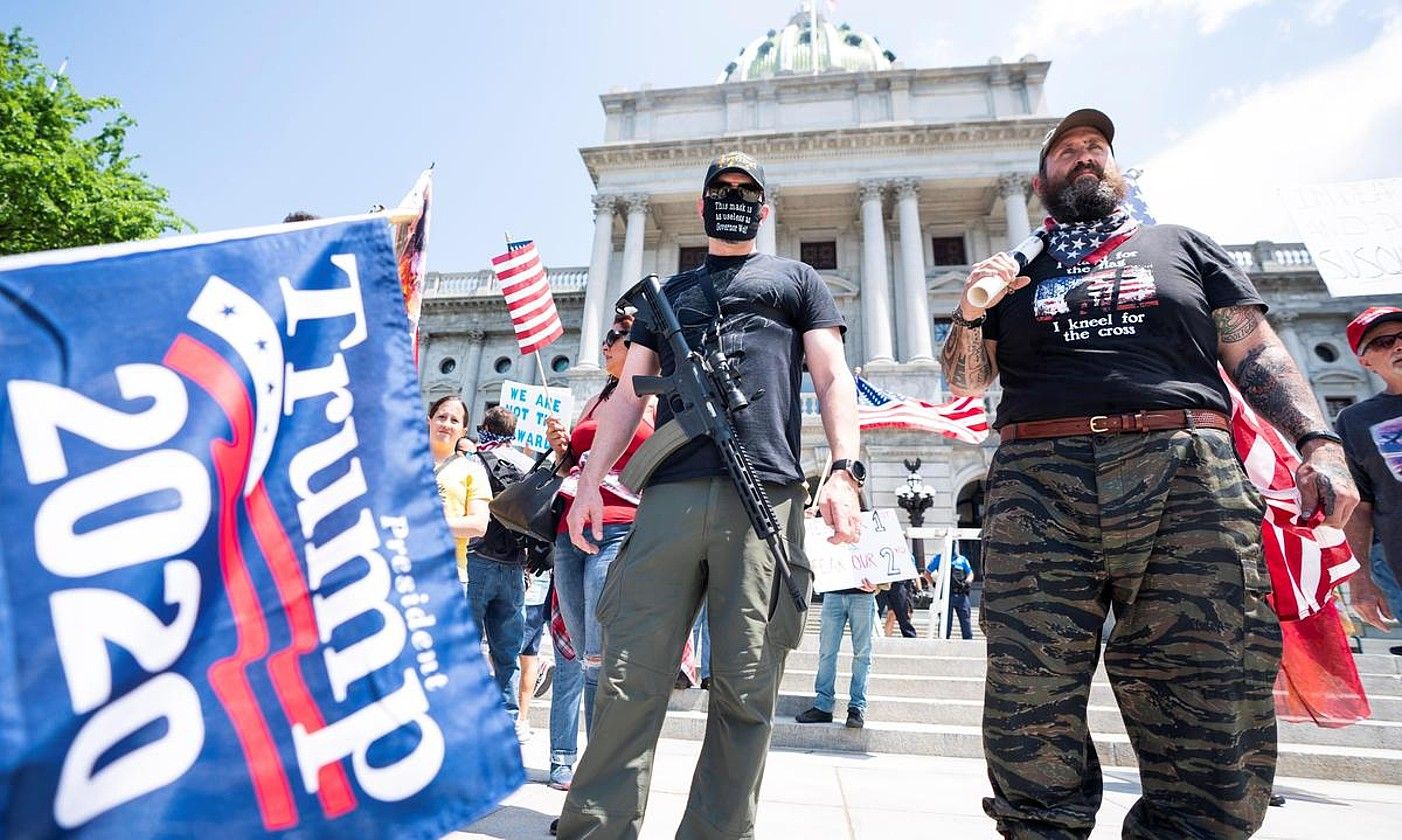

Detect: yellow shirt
[435,455,492,580]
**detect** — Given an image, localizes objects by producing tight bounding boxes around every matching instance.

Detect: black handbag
[488,448,569,544]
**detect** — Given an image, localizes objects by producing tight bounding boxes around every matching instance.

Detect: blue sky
[10,1,1399,271]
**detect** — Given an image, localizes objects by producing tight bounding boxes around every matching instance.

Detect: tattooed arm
[1215,305,1359,527]
[941,253,1029,396]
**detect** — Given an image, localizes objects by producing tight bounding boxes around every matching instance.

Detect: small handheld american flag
[491,239,564,355]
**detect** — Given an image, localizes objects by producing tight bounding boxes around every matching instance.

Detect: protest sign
[1281,177,1402,297]
[804,509,919,593]
[498,380,573,451]
[0,218,523,838]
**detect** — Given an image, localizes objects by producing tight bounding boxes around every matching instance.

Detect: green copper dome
[717,11,896,83]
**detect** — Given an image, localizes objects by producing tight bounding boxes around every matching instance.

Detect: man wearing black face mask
[557,151,862,840]
[939,109,1358,838]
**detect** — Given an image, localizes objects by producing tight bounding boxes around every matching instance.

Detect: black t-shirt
[1336,393,1402,569]
[983,224,1265,427]
[629,252,846,486]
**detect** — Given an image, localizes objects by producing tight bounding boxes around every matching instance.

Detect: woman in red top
[542,311,654,791]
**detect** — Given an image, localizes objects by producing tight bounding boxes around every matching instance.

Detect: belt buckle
[1089,415,1109,434]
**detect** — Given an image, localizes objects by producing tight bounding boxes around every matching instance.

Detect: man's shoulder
[1338,393,1401,430]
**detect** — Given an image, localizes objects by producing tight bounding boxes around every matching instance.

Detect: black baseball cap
[1039,108,1115,171]
[704,151,766,193]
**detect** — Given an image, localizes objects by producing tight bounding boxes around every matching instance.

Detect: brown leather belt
[998,409,1231,443]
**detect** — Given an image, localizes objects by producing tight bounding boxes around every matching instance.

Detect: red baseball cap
[1346,306,1402,355]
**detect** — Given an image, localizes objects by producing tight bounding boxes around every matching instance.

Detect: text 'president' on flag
[491,240,564,355]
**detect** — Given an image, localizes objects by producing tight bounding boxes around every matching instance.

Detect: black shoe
[700,677,711,690]
[1389,645,1402,656]
[846,707,865,729]
[1269,793,1286,807]
[550,817,559,835]
[795,707,833,723]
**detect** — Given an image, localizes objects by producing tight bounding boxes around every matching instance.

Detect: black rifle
[616,273,807,614]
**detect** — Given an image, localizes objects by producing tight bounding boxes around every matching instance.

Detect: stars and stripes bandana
[1044,206,1140,267]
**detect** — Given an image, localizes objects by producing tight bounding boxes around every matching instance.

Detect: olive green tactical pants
[980,429,1283,840]
[558,478,810,840]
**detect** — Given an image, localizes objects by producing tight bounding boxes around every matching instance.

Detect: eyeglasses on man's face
[703,183,764,204]
[1362,331,1402,355]
[603,328,631,348]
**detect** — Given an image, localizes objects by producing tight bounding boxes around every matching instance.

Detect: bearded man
[938,108,1358,839]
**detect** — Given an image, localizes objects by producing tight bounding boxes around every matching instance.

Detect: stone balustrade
[424,267,589,299]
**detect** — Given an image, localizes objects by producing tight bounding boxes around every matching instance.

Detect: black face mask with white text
[703,191,763,241]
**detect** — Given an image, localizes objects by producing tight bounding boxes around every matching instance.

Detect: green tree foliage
[1,28,189,256]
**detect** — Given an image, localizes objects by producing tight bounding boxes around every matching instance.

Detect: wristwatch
[831,459,867,487]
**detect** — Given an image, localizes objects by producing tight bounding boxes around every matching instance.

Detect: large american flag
[491,239,564,355]
[1223,371,1360,620]
[855,375,989,444]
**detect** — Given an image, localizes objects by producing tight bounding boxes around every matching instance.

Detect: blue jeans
[813,593,876,713]
[549,620,585,767]
[691,599,711,681]
[553,523,631,734]
[465,555,526,719]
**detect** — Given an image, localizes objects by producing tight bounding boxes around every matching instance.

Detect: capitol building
[416,10,1399,548]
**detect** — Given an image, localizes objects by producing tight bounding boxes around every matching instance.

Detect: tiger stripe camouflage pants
[979,428,1283,839]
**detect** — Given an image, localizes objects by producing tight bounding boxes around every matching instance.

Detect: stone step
[522,702,1402,786]
[777,669,1402,720]
[752,692,1402,750]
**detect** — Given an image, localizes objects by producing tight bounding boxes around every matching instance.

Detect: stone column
[756,186,779,255]
[615,194,649,308]
[416,332,430,379]
[460,330,486,416]
[894,178,933,362]
[998,173,1032,245]
[578,194,618,367]
[859,180,895,364]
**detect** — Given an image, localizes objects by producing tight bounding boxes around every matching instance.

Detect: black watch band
[831,458,866,487]
[1295,430,1343,451]
[950,307,986,329]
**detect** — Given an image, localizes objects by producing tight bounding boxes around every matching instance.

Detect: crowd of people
[420,119,1400,840]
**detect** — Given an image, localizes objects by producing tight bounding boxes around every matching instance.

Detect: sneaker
[845,707,865,729]
[699,677,711,691]
[534,663,555,698]
[795,707,833,724]
[1390,645,1402,657]
[515,718,533,743]
[548,762,573,791]
[1269,793,1286,807]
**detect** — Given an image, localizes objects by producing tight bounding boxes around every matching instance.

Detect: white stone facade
[417,17,1402,539]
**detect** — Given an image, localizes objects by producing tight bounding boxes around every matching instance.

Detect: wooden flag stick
[534,350,551,389]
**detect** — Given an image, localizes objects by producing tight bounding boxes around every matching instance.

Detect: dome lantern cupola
[717,7,895,83]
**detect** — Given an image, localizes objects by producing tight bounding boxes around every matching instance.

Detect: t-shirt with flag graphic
[983,224,1264,427]
[1336,392,1402,582]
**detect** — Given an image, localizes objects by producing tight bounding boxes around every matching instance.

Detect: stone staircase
[526,626,1402,786]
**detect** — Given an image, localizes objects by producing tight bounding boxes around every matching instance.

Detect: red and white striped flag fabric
[1222,370,1360,621]
[855,375,989,444]
[491,239,564,355]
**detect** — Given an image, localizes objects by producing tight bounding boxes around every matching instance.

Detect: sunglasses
[1362,332,1402,355]
[703,183,764,204]
[603,328,631,348]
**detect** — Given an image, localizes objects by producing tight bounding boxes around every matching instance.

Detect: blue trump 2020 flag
[0,218,523,838]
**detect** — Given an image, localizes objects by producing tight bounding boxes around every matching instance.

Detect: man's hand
[1348,572,1396,632]
[857,578,878,593]
[1296,440,1360,528]
[960,253,1030,318]
[566,479,605,554]
[820,472,862,544]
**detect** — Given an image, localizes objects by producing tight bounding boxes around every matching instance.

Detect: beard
[1039,162,1128,223]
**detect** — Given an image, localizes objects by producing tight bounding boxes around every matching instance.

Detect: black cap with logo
[1039,108,1115,171]
[703,151,766,193]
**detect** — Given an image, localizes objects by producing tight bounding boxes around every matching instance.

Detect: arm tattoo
[1214,305,1262,343]
[939,324,994,392]
[1231,343,1318,441]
